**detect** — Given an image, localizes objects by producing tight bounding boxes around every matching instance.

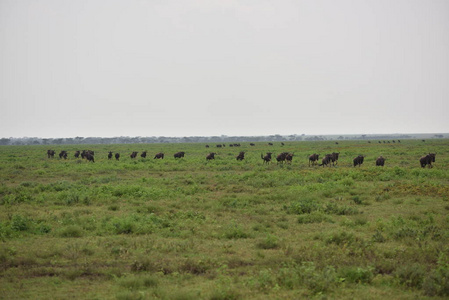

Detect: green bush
[339,266,374,284]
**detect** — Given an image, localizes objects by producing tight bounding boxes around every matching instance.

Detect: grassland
[0,139,448,299]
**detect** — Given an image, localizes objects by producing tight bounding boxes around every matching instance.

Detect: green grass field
[1,140,448,299]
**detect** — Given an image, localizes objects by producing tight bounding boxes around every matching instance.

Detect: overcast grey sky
[1,0,448,138]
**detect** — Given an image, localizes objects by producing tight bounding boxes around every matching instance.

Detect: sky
[1,0,448,138]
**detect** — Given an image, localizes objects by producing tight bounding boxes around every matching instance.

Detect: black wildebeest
[74,150,80,158]
[81,150,94,159]
[141,151,147,158]
[353,155,365,167]
[319,154,333,167]
[420,153,436,168]
[47,150,55,158]
[108,151,113,160]
[206,152,216,160]
[59,150,67,159]
[330,152,340,166]
[130,151,138,159]
[285,153,294,164]
[261,152,272,164]
[308,154,320,166]
[376,156,385,166]
[115,153,120,161]
[85,152,94,162]
[154,152,164,159]
[236,151,245,161]
[174,151,185,158]
[276,152,289,164]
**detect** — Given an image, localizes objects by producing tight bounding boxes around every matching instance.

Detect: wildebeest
[281,142,285,146]
[353,155,365,167]
[206,152,216,160]
[335,142,339,145]
[250,143,255,146]
[319,154,333,167]
[130,152,138,159]
[154,152,164,159]
[59,150,67,159]
[285,153,294,164]
[308,154,320,166]
[81,150,94,159]
[376,156,385,166]
[420,153,436,168]
[47,150,55,158]
[268,143,273,146]
[398,140,401,143]
[115,153,120,161]
[330,152,340,166]
[140,151,147,158]
[205,145,209,148]
[85,152,94,162]
[276,152,289,164]
[174,151,185,158]
[236,151,245,161]
[216,144,222,148]
[108,151,113,160]
[74,151,80,158]
[261,152,272,164]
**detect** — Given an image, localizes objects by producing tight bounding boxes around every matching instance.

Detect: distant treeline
[0,133,440,146]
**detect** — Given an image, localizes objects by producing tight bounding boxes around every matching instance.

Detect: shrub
[222,223,250,239]
[286,198,320,215]
[339,266,374,284]
[58,225,83,238]
[423,253,449,296]
[324,202,359,215]
[256,234,279,249]
[298,212,334,224]
[10,214,31,232]
[395,263,426,288]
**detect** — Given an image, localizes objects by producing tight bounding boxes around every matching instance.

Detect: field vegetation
[0,139,448,299]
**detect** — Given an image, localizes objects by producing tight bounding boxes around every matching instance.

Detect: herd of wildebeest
[45,142,438,168]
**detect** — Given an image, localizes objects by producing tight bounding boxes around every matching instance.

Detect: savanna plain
[0,140,448,299]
